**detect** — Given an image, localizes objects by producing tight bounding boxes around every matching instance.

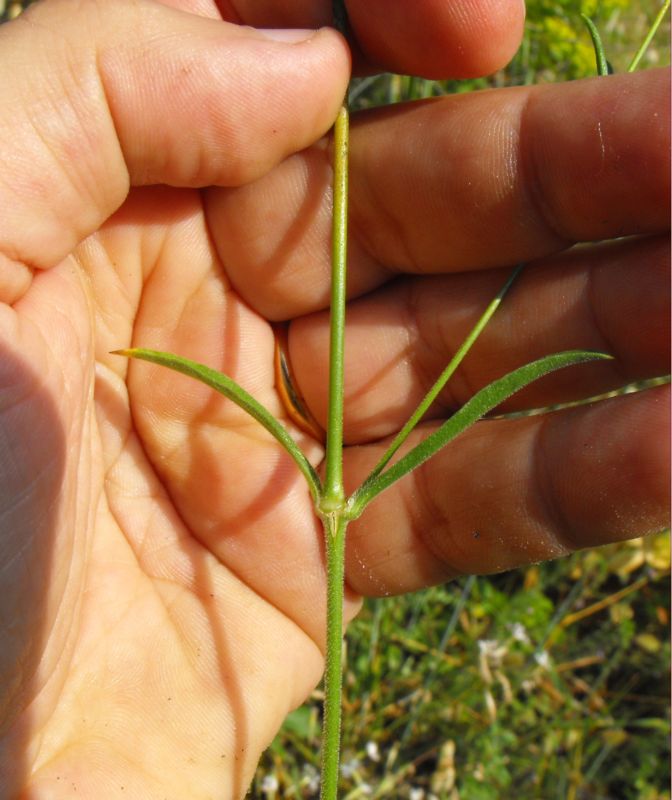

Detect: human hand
[279,63,671,595]
[0,0,523,795]
[0,1,667,798]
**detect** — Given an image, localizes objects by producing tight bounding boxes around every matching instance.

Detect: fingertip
[541,386,671,549]
[633,385,671,514]
[301,25,352,111]
[347,0,525,78]
[455,0,527,77]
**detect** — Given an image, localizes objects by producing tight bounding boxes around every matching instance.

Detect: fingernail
[258,28,317,44]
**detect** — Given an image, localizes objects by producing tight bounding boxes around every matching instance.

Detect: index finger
[223,0,525,78]
[209,68,669,320]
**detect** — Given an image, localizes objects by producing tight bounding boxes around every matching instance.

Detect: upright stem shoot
[319,91,351,798]
[322,104,349,511]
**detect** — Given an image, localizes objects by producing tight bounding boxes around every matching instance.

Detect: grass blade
[113,348,322,504]
[627,0,670,72]
[348,351,612,516]
[361,264,523,487]
[581,14,611,76]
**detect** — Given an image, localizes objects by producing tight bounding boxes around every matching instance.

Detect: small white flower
[477,639,507,662]
[301,764,320,793]
[478,638,508,685]
[365,740,380,763]
[340,758,361,779]
[510,622,530,644]
[409,788,425,800]
[535,649,552,670]
[261,774,279,795]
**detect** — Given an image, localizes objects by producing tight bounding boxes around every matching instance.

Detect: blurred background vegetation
[257,535,670,800]
[3,1,668,798]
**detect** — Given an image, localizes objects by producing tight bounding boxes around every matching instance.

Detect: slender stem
[351,264,523,492]
[320,513,348,800]
[627,0,670,72]
[322,104,349,511]
[320,6,351,793]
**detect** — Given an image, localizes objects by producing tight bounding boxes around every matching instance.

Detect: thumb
[0,0,349,275]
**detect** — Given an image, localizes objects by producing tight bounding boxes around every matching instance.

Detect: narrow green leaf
[581,14,611,76]
[112,348,322,504]
[348,350,612,517]
[362,264,524,487]
[627,0,670,73]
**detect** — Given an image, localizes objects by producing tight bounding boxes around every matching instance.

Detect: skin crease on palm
[0,0,668,796]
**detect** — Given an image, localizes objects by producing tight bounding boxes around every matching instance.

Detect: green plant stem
[627,0,670,72]
[321,7,351,792]
[320,46,351,791]
[357,264,523,488]
[320,513,349,800]
[322,104,349,512]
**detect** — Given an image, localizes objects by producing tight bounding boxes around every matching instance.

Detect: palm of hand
[3,186,344,797]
